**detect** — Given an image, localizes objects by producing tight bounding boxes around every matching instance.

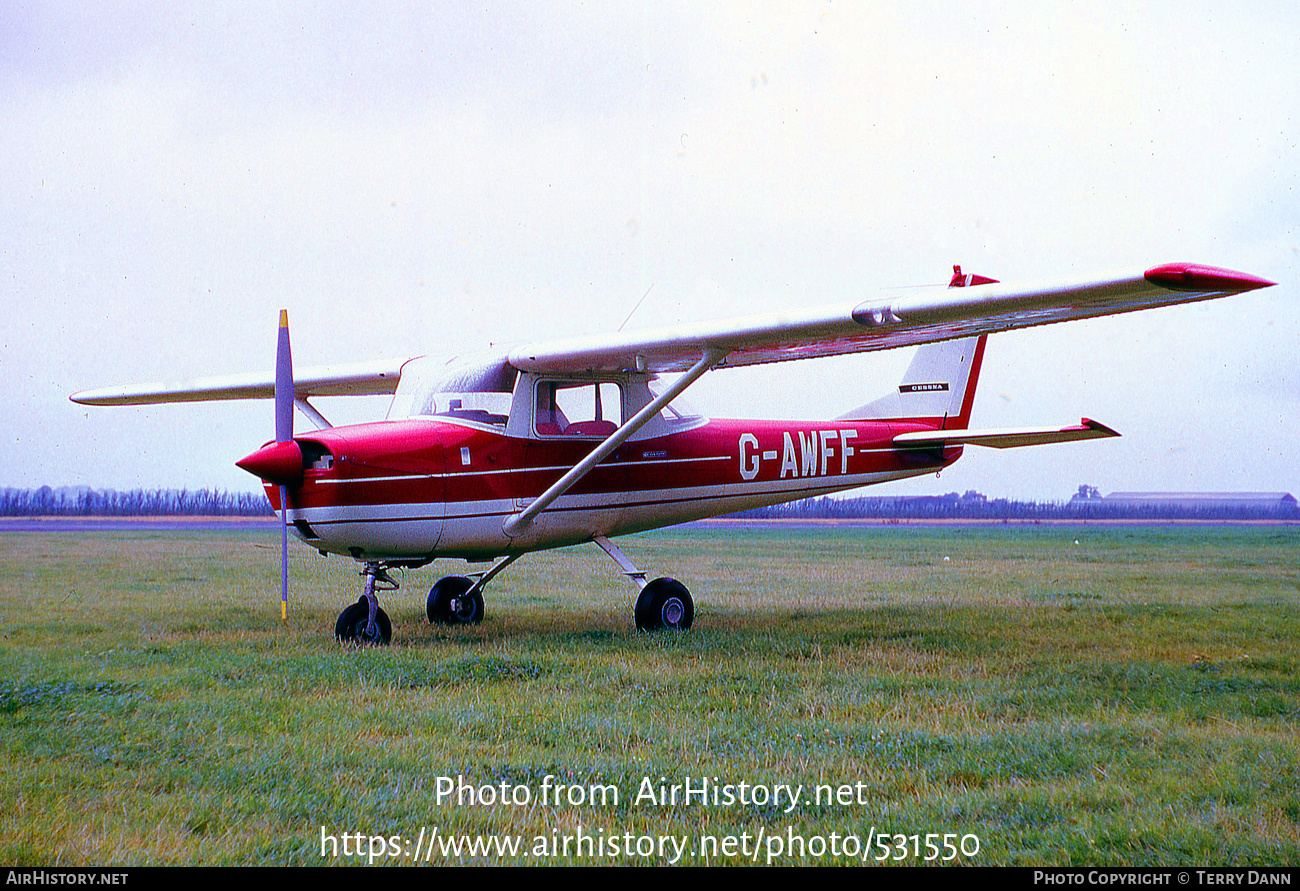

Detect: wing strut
[502,348,728,537]
[293,397,333,430]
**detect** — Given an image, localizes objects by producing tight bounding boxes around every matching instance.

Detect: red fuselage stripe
[265,417,957,513]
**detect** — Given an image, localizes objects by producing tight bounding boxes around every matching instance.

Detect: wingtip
[69,389,113,406]
[1081,418,1121,438]
[1145,263,1275,293]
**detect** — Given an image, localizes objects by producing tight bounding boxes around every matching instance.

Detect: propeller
[275,309,293,621]
[235,310,303,621]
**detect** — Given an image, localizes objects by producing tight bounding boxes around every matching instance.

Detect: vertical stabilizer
[838,266,996,427]
[837,334,987,427]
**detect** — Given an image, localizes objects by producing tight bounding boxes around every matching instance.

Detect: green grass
[1,525,1298,865]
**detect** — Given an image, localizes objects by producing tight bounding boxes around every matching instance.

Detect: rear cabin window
[647,377,704,430]
[535,381,622,437]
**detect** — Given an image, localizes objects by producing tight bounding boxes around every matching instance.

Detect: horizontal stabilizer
[892,418,1119,450]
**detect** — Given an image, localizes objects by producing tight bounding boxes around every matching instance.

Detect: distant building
[1070,485,1103,504]
[729,489,1298,521]
[1104,492,1297,509]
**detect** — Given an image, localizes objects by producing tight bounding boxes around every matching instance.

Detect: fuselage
[264,416,961,561]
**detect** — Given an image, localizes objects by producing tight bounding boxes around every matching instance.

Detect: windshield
[387,357,518,429]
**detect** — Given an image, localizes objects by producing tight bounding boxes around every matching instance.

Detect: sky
[3,1,1296,500]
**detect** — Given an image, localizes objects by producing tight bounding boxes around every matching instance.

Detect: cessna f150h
[71,263,1275,643]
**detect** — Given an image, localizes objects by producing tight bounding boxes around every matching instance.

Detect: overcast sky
[3,1,1296,500]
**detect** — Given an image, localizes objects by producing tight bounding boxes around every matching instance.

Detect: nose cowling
[236,440,304,487]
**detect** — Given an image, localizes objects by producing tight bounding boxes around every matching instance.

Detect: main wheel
[427,575,484,625]
[634,577,694,631]
[335,598,392,645]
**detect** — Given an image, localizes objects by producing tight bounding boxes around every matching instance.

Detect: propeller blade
[275,309,294,443]
[275,310,293,620]
[279,484,289,621]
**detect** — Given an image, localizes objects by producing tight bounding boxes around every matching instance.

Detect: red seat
[564,420,616,436]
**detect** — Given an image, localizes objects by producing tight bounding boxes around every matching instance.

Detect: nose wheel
[336,561,399,645]
[335,598,392,644]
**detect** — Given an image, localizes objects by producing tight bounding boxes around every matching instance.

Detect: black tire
[335,598,392,645]
[427,576,484,625]
[634,577,694,631]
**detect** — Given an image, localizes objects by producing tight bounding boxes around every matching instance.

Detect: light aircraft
[71,262,1275,643]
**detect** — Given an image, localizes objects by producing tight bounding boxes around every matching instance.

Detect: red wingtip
[1144,263,1275,293]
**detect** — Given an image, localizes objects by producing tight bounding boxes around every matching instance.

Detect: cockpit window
[387,357,518,429]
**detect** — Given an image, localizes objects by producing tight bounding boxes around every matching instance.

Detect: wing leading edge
[507,263,1274,374]
[70,358,411,406]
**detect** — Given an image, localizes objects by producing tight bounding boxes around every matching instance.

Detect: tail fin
[838,334,987,428]
[839,266,996,427]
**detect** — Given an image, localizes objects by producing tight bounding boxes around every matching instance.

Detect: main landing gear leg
[335,561,395,645]
[593,535,694,632]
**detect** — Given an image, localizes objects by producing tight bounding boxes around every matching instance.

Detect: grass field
[1,524,1298,865]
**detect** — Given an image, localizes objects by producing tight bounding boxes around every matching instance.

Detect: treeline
[732,493,1300,521]
[0,487,272,517]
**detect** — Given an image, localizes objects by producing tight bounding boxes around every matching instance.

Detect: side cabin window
[535,381,622,437]
[647,377,705,432]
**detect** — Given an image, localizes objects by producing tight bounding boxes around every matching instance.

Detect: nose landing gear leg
[335,561,397,645]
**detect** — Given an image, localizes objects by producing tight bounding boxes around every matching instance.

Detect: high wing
[69,263,1273,406]
[508,263,1274,374]
[70,358,410,406]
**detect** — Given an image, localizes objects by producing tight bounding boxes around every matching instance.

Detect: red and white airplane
[72,263,1274,642]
